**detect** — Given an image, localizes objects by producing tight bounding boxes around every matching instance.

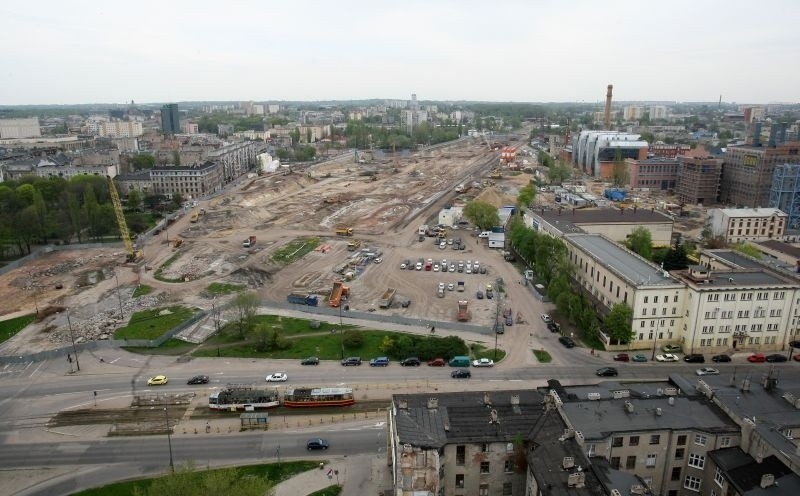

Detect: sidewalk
[273,454,390,496]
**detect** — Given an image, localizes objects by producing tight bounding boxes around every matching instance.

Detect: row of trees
[344,120,461,150]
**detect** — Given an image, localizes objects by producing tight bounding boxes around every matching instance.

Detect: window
[629,436,640,446]
[671,467,682,481]
[715,467,725,487]
[626,456,636,469]
[650,434,660,445]
[675,448,685,460]
[502,482,512,495]
[479,484,489,496]
[455,474,464,488]
[646,454,657,467]
[694,434,707,446]
[612,436,623,447]
[456,445,465,465]
[481,443,489,453]
[684,475,702,492]
[720,437,731,447]
[504,460,514,473]
[688,453,705,469]
[610,457,621,469]
[677,435,687,445]
[480,461,490,474]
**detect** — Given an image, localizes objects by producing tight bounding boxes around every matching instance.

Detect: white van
[478,231,491,238]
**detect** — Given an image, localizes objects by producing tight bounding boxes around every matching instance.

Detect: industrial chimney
[604,84,614,130]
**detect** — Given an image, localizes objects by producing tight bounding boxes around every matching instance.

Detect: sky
[1,0,799,105]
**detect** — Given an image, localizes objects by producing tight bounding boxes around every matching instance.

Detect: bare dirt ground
[2,138,531,355]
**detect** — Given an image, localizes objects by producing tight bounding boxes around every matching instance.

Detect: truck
[418,225,429,236]
[456,300,470,321]
[287,292,319,306]
[454,184,466,193]
[457,281,465,292]
[379,288,396,308]
[243,235,256,248]
[347,239,362,251]
[335,227,354,236]
[190,211,199,223]
[329,281,351,307]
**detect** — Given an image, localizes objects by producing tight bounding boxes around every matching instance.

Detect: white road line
[29,361,45,378]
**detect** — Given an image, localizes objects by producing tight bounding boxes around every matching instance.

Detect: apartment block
[676,156,722,206]
[624,106,645,120]
[0,117,41,139]
[720,138,800,208]
[708,208,787,243]
[150,161,223,199]
[99,120,143,138]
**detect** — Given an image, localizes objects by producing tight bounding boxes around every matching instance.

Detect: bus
[282,387,355,408]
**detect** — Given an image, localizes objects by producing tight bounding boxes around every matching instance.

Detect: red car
[794,354,800,362]
[747,353,766,363]
[613,353,630,362]
[427,358,446,367]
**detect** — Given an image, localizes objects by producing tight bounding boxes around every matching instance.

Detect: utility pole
[212,298,221,357]
[339,296,347,360]
[165,401,175,472]
[114,269,124,318]
[28,271,39,316]
[67,313,80,372]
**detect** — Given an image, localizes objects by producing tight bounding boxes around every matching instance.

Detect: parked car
[400,357,421,366]
[451,369,471,379]
[427,358,446,367]
[789,340,800,348]
[696,367,720,376]
[147,375,168,386]
[711,354,731,363]
[655,354,679,362]
[472,358,494,367]
[369,357,390,367]
[558,336,575,348]
[541,314,553,324]
[613,353,630,362]
[683,354,705,363]
[547,322,561,333]
[266,372,288,382]
[505,314,513,326]
[476,290,484,299]
[447,283,455,291]
[794,354,800,362]
[631,354,648,362]
[187,375,209,385]
[341,357,362,366]
[661,344,682,353]
[766,354,788,363]
[596,367,618,377]
[301,356,320,365]
[747,353,766,363]
[306,438,329,450]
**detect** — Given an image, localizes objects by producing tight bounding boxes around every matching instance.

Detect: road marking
[29,361,45,378]
[109,357,121,364]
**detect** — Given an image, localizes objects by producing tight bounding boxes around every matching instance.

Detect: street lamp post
[339,296,347,360]
[28,271,39,316]
[67,313,80,372]
[165,402,175,472]
[212,298,221,357]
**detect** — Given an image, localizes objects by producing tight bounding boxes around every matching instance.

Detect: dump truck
[347,239,362,251]
[379,288,396,308]
[456,300,470,322]
[329,281,351,307]
[190,211,199,223]
[243,235,256,248]
[335,228,354,236]
[287,292,319,306]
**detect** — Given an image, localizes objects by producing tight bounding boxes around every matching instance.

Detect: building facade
[707,208,787,243]
[720,141,800,208]
[150,161,223,198]
[572,131,649,178]
[160,103,180,134]
[624,106,645,120]
[676,157,722,206]
[626,157,679,191]
[0,117,41,139]
[99,121,143,138]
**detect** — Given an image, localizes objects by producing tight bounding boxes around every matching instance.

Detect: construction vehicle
[347,239,362,251]
[107,176,143,262]
[173,237,183,248]
[329,281,351,307]
[190,211,199,223]
[287,292,319,306]
[456,300,471,322]
[490,169,503,179]
[379,288,396,309]
[335,227,354,237]
[243,235,256,248]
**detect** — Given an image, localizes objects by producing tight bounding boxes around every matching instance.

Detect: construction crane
[107,176,143,262]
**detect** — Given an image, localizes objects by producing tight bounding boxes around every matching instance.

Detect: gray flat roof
[567,234,679,287]
[674,268,792,287]
[757,239,800,259]
[536,208,673,235]
[709,448,800,496]
[708,250,767,269]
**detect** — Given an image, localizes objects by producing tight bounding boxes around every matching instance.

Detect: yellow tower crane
[107,176,143,262]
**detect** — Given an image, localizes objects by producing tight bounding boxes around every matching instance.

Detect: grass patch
[0,313,35,345]
[533,349,552,363]
[470,343,506,362]
[123,338,195,355]
[206,282,245,295]
[71,460,321,496]
[271,237,321,264]
[153,252,184,283]
[309,486,343,496]
[114,306,197,340]
[132,284,153,298]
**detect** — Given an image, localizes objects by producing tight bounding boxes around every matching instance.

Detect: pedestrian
[430,326,436,334]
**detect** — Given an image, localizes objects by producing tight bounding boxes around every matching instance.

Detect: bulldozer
[173,237,183,248]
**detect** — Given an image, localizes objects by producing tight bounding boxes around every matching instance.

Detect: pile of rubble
[48,292,166,345]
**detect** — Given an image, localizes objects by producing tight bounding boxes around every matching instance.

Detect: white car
[540,314,553,324]
[266,372,288,382]
[449,263,456,272]
[433,263,440,272]
[373,258,383,264]
[478,231,490,238]
[439,242,447,249]
[472,358,494,367]
[447,283,455,291]
[438,282,445,291]
[696,367,720,376]
[655,354,679,363]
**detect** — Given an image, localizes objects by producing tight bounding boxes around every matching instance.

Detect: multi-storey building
[0,117,41,139]
[98,121,143,138]
[649,106,667,120]
[572,131,649,178]
[150,161,223,199]
[624,106,645,120]
[707,208,787,243]
[160,103,180,134]
[207,140,262,181]
[719,138,800,208]
[626,157,679,191]
[676,156,722,206]
[768,163,800,230]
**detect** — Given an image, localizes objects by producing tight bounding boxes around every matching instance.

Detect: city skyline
[2,0,799,105]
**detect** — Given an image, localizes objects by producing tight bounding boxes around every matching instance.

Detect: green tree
[547,161,572,184]
[172,151,181,166]
[306,128,312,144]
[230,291,260,339]
[132,462,272,496]
[604,303,634,344]
[342,330,363,348]
[127,189,143,211]
[662,241,690,270]
[463,201,500,230]
[626,227,653,260]
[517,184,536,209]
[612,150,629,187]
[131,154,156,169]
[290,127,301,147]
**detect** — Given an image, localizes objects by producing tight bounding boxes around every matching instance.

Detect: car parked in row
[369,356,390,367]
[341,357,362,366]
[711,354,731,363]
[558,336,575,348]
[655,354,679,362]
[301,356,320,365]
[613,353,629,362]
[400,357,421,366]
[683,354,705,363]
[472,358,494,367]
[541,314,553,324]
[427,358,446,367]
[632,354,648,362]
[766,354,787,363]
[747,353,766,363]
[661,344,682,353]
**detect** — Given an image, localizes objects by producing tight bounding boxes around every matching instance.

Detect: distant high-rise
[160,104,180,134]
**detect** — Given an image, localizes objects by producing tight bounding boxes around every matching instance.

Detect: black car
[766,354,788,363]
[547,322,561,333]
[187,375,209,385]
[451,369,471,379]
[341,357,362,366]
[789,340,800,349]
[306,438,329,450]
[558,336,575,348]
[711,354,731,363]
[683,354,705,363]
[400,357,421,366]
[301,356,320,365]
[596,367,618,377]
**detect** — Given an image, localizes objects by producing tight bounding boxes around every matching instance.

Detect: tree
[611,150,629,187]
[626,227,652,260]
[547,161,572,184]
[132,462,272,496]
[131,154,155,170]
[517,184,536,209]
[662,241,689,270]
[604,303,634,344]
[127,190,143,212]
[172,151,181,166]
[230,291,259,339]
[463,201,500,230]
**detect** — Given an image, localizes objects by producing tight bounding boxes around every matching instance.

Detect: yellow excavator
[107,176,143,262]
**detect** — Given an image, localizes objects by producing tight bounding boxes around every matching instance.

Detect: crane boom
[107,176,141,262]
